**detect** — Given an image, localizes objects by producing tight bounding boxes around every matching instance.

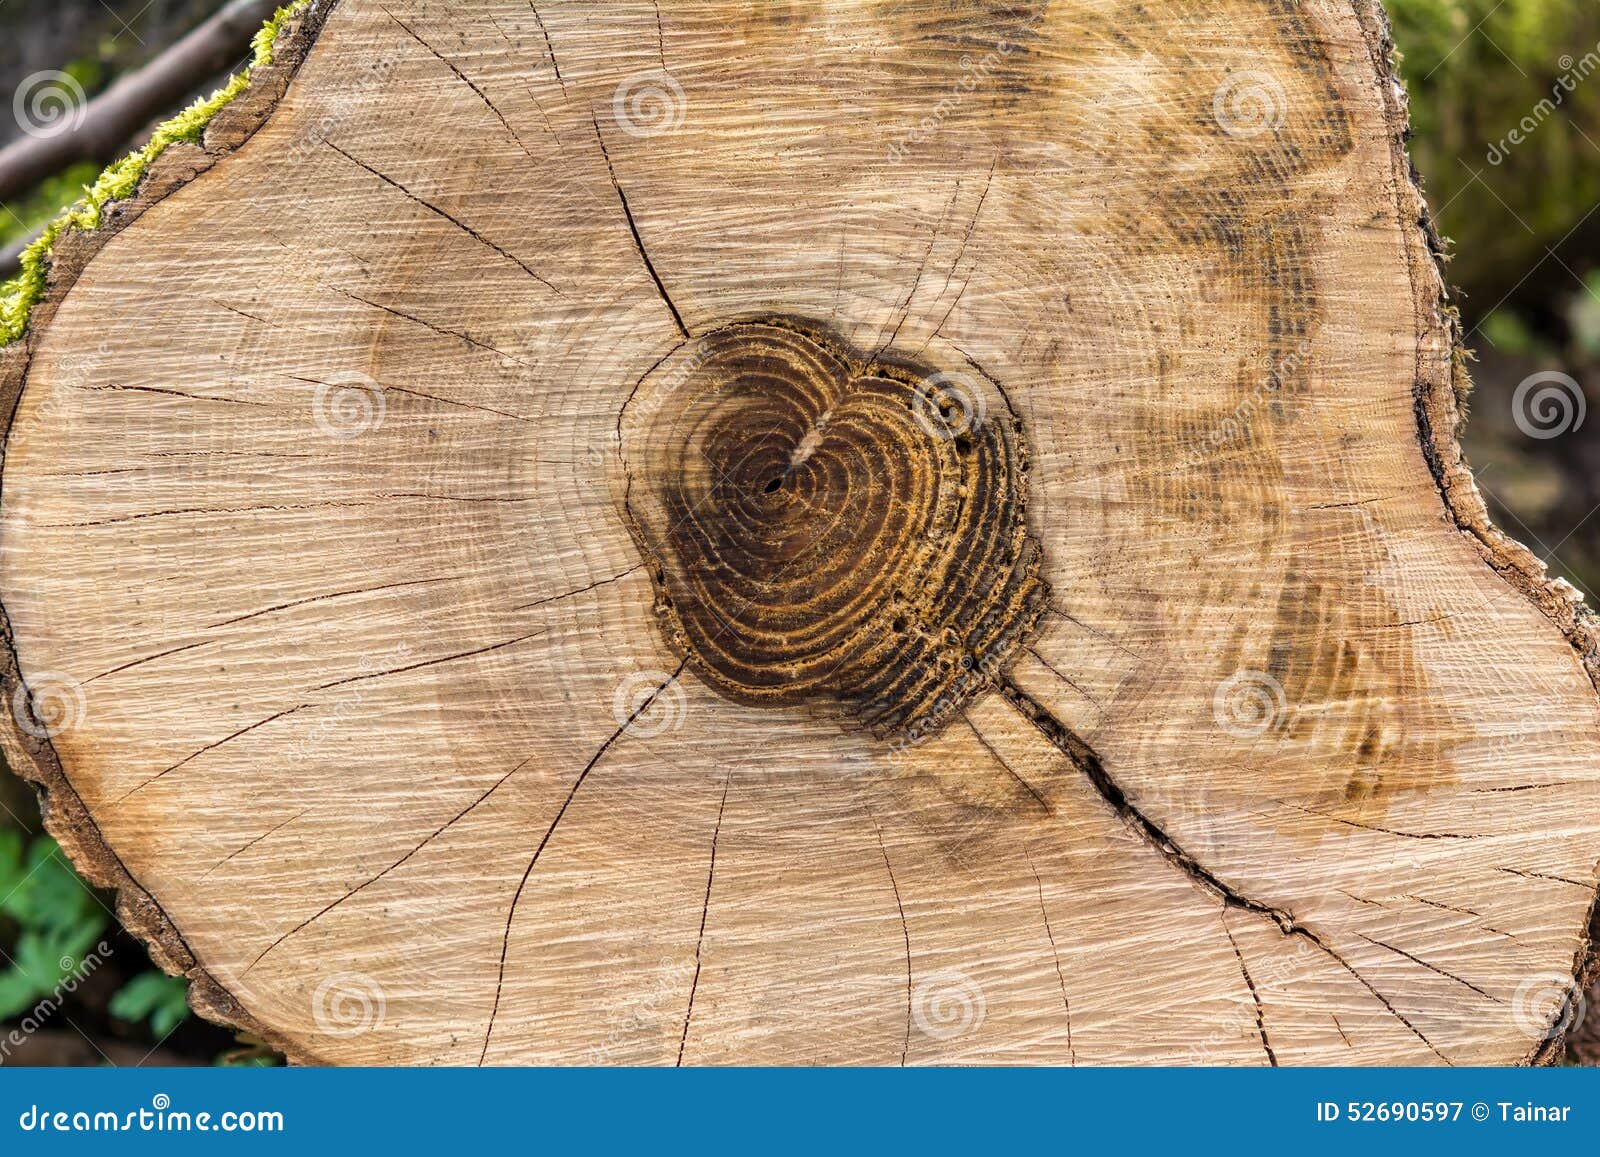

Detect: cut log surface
[1,0,1598,1066]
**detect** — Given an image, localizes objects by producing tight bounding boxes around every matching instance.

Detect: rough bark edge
[1346,0,1600,1065]
[0,0,1590,1067]
[0,0,341,1068]
[0,1,317,346]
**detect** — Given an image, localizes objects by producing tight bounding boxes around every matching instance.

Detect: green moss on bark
[0,1,310,346]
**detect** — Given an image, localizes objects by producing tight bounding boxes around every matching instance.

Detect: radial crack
[479,660,688,1064]
[325,139,565,297]
[964,716,1050,813]
[868,809,913,1067]
[874,180,962,360]
[677,769,732,1066]
[1025,645,1105,709]
[1222,914,1278,1066]
[208,575,461,630]
[1025,848,1075,1064]
[997,676,1454,1063]
[336,289,533,367]
[528,2,564,85]
[384,7,545,164]
[1357,933,1502,1003]
[313,628,548,693]
[1276,798,1480,841]
[590,117,689,339]
[86,639,210,684]
[244,759,531,973]
[200,810,308,881]
[513,566,643,613]
[112,702,312,806]
[380,384,536,425]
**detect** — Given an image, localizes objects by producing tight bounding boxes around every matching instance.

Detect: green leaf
[110,972,191,1038]
[0,837,106,937]
[0,922,104,1020]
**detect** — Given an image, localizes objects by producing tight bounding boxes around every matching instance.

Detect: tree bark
[0,0,1596,1067]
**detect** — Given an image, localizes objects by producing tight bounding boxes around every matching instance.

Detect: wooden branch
[0,0,1596,1068]
[0,0,280,205]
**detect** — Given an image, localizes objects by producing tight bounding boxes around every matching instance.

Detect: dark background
[0,0,1596,1065]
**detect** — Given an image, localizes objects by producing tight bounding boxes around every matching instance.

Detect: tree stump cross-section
[0,0,1597,1065]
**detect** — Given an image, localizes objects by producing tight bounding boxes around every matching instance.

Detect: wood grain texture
[0,0,1597,1066]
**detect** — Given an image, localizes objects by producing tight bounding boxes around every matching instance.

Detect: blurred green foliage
[0,163,100,249]
[109,971,192,1037]
[1389,0,1600,330]
[0,828,193,1044]
[0,50,105,248]
[0,831,106,1020]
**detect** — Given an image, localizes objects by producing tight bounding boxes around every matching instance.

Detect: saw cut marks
[0,0,1597,1068]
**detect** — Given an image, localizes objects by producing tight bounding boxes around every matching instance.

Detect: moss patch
[0,162,102,249]
[0,1,311,347]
